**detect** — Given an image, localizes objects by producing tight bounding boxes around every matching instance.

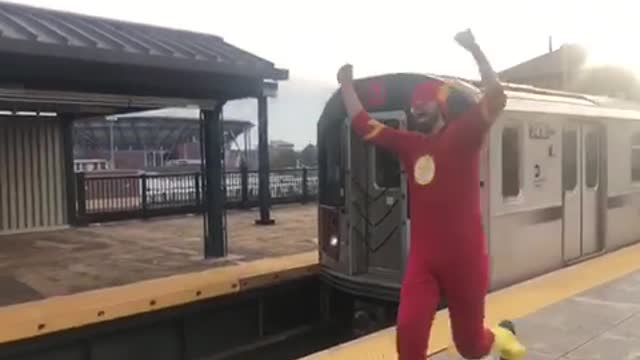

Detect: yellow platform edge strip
[0,251,319,344]
[302,242,640,359]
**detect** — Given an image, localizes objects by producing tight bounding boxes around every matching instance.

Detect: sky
[8,0,640,148]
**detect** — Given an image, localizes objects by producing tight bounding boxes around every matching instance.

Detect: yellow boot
[490,320,527,360]
[443,320,526,359]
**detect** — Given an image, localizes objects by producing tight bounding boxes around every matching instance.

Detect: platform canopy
[0,1,288,115]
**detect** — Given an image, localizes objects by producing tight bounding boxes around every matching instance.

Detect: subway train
[317,72,640,310]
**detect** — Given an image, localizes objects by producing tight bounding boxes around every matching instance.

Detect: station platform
[0,204,319,345]
[0,204,316,307]
[303,242,640,360]
[0,248,318,345]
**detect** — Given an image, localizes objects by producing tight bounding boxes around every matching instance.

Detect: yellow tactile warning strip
[301,242,640,359]
[0,251,318,344]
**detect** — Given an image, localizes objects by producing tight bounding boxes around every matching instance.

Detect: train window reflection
[562,129,577,191]
[502,126,520,198]
[585,131,599,188]
[631,132,640,182]
[374,119,401,188]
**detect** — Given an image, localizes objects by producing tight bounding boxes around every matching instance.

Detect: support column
[202,103,227,258]
[60,114,77,226]
[255,96,275,225]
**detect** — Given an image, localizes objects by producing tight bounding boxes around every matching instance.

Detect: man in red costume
[336,29,526,360]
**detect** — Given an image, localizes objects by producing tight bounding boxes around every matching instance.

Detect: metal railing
[76,167,318,223]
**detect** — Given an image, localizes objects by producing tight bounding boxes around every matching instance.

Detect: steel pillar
[256,95,274,225]
[202,104,227,258]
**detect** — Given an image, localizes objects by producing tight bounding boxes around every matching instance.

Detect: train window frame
[562,127,578,193]
[584,130,599,189]
[501,122,523,201]
[631,132,640,184]
[368,110,407,191]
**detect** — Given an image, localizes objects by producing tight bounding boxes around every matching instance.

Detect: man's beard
[412,113,440,134]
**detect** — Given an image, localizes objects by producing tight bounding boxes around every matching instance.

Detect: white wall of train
[486,91,640,290]
[319,86,640,297]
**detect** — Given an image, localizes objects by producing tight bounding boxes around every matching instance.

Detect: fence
[76,167,318,223]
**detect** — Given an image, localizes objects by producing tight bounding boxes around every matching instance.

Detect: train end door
[347,111,409,282]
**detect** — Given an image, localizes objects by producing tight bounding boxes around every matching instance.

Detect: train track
[0,275,392,360]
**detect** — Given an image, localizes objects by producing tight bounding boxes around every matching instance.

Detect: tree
[571,65,640,100]
[300,144,317,167]
[270,148,298,168]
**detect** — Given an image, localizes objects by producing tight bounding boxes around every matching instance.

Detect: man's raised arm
[337,64,413,156]
[454,29,506,126]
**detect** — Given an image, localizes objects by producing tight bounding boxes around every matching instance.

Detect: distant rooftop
[110,107,205,120]
[74,113,253,153]
[499,44,587,80]
[270,140,294,147]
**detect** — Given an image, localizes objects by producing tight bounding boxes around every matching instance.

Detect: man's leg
[396,271,440,360]
[443,254,526,359]
[446,287,494,358]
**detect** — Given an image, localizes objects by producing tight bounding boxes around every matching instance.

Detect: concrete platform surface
[0,204,317,307]
[303,242,640,360]
[432,270,640,360]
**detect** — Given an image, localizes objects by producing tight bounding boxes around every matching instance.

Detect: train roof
[436,74,640,120]
[320,73,640,126]
[500,86,640,121]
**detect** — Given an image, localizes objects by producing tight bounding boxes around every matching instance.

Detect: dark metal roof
[0,1,288,112]
[0,1,287,80]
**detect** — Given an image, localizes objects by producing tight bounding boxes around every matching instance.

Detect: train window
[374,119,401,188]
[318,123,343,206]
[562,129,578,191]
[585,131,599,188]
[631,133,640,182]
[502,126,521,198]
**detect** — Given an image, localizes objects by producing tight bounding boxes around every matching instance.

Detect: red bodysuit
[351,81,506,360]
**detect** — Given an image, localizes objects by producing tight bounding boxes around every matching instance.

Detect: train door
[348,111,408,281]
[562,121,603,262]
[581,123,602,255]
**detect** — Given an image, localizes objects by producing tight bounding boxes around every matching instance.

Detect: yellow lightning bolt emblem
[414,154,436,186]
[363,118,385,141]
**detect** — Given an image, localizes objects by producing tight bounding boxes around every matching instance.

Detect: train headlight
[319,206,340,260]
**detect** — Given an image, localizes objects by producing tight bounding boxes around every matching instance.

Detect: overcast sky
[9,0,639,148]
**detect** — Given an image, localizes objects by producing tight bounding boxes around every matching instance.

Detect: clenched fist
[337,64,354,85]
[454,29,477,51]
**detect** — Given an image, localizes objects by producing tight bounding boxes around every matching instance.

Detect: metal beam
[202,104,227,258]
[255,96,274,225]
[0,87,217,111]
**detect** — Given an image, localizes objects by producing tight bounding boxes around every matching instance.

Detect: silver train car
[317,72,640,304]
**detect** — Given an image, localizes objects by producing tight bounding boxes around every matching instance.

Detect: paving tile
[607,314,640,340]
[578,274,640,306]
[514,317,598,358]
[520,295,638,335]
[429,348,558,359]
[0,276,43,306]
[565,331,640,359]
